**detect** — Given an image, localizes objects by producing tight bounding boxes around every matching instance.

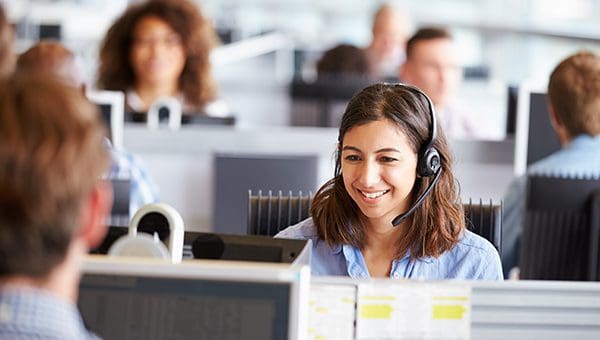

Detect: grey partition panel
[214,154,318,234]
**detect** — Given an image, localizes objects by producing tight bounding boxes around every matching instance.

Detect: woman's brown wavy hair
[311,83,464,259]
[97,0,217,109]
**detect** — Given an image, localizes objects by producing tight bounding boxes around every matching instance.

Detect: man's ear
[77,180,114,249]
[548,104,570,146]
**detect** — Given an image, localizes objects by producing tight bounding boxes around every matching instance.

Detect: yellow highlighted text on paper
[432,305,466,320]
[360,304,393,319]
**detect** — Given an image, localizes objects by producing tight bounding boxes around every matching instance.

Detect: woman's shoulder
[455,229,498,254]
[274,218,319,240]
[439,229,503,280]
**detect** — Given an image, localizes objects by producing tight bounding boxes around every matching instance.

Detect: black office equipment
[289,76,372,127]
[505,84,518,136]
[519,175,600,281]
[191,232,308,263]
[109,179,130,227]
[213,153,318,234]
[514,88,561,175]
[38,23,61,40]
[125,111,236,126]
[247,191,503,252]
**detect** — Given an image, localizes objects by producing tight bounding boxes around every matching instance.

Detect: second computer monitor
[87,90,125,149]
[513,84,561,176]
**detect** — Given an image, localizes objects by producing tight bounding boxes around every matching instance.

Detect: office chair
[247,191,503,252]
[247,190,314,236]
[463,199,503,253]
[519,175,600,281]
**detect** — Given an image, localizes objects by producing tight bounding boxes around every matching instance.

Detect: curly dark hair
[311,83,464,260]
[97,0,217,110]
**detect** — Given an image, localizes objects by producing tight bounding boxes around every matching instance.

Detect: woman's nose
[358,161,380,187]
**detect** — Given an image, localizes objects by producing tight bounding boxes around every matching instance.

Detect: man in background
[501,51,600,278]
[0,72,112,338]
[364,3,412,80]
[400,27,479,139]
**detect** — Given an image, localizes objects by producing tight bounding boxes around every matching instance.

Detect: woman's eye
[344,155,361,161]
[380,156,397,163]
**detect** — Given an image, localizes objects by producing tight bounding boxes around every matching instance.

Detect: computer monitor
[86,90,125,149]
[513,84,561,176]
[78,256,309,340]
[109,179,130,227]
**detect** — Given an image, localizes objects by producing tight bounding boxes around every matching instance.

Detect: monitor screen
[78,257,309,340]
[87,90,125,149]
[513,86,561,176]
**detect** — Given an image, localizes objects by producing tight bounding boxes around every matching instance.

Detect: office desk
[124,126,515,231]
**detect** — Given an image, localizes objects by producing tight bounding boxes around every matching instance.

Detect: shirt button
[392,272,401,279]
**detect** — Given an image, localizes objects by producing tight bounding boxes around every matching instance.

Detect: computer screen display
[513,86,561,176]
[86,90,125,149]
[79,257,309,340]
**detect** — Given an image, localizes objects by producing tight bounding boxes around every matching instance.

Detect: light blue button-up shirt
[276,218,503,280]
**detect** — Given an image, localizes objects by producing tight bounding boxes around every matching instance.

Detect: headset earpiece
[418,147,441,177]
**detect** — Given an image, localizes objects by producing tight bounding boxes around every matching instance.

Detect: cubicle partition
[309,277,600,340]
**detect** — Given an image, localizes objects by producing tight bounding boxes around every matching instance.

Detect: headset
[389,83,442,226]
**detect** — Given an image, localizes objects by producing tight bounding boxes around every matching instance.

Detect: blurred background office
[2,0,598,131]
[1,0,599,232]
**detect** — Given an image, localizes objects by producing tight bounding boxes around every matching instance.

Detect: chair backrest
[247,190,314,236]
[247,191,503,252]
[520,175,600,281]
[463,199,502,253]
[213,153,318,234]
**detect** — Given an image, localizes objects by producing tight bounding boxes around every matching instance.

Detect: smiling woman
[276,83,503,280]
[97,0,220,115]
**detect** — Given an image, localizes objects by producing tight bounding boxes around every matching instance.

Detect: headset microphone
[389,83,442,227]
[392,167,441,226]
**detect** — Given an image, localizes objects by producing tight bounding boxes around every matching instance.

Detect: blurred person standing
[364,3,412,80]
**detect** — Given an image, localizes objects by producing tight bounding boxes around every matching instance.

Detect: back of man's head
[0,73,110,278]
[548,51,600,137]
[16,40,85,88]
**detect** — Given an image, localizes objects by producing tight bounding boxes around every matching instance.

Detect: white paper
[356,281,471,340]
[308,284,357,340]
